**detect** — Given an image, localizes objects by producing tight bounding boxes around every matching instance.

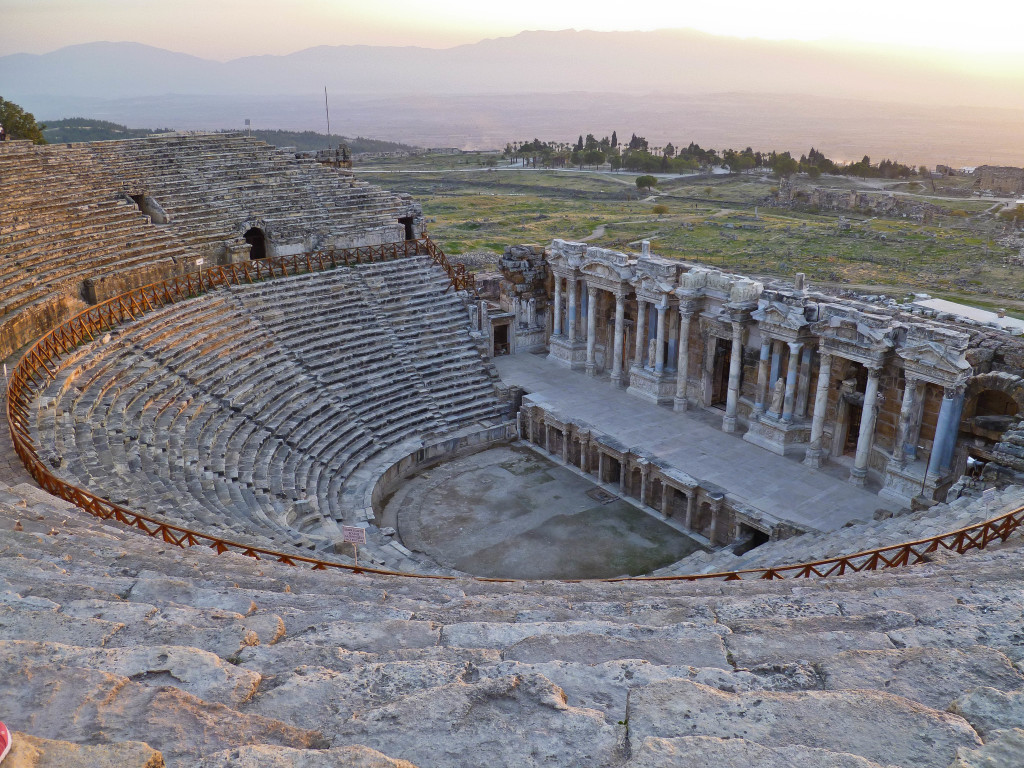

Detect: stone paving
[386,444,705,579]
[496,353,902,533]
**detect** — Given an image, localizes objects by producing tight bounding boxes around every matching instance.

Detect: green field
[358,153,1024,306]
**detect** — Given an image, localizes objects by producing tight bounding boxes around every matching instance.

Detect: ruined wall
[973,166,1024,197]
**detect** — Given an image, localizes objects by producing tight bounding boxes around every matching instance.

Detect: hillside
[42,117,173,142]
[39,120,416,153]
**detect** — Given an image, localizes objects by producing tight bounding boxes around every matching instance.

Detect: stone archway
[961,373,1024,446]
[244,227,267,260]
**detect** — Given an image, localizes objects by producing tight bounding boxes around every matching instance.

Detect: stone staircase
[28,257,505,575]
[1,478,1022,767]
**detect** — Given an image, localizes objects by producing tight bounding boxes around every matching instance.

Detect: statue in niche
[770,377,785,415]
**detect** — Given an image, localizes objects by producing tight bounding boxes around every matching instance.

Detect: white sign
[195,258,204,267]
[342,525,366,545]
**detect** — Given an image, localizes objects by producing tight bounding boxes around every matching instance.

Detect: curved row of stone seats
[360,257,505,426]
[32,297,367,556]
[655,486,1020,576]
[2,477,1024,767]
[78,134,412,248]
[0,141,198,354]
[29,258,503,572]
[228,266,446,442]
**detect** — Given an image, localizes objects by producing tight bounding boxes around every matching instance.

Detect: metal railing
[5,246,1024,583]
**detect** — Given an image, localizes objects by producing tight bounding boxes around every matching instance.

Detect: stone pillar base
[880,460,938,505]
[802,448,827,469]
[722,415,738,433]
[673,396,689,412]
[743,415,810,456]
[548,336,587,370]
[585,362,597,376]
[848,466,868,486]
[626,367,675,406]
[610,372,625,388]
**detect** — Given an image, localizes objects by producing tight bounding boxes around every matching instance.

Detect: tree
[575,135,584,152]
[663,142,675,158]
[636,175,657,193]
[611,130,618,149]
[583,149,606,168]
[0,97,46,144]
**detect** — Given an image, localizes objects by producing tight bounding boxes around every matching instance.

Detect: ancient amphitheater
[2,133,1024,767]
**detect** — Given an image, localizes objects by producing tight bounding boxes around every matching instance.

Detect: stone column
[754,338,771,417]
[707,492,725,544]
[633,300,647,367]
[673,309,693,411]
[654,300,668,374]
[579,435,589,473]
[796,345,813,417]
[611,293,625,386]
[722,321,743,433]
[639,463,649,504]
[684,491,696,530]
[928,385,965,478]
[561,429,569,464]
[660,487,671,517]
[769,340,783,386]
[618,460,626,493]
[585,286,598,376]
[598,451,605,484]
[543,422,550,453]
[905,380,927,461]
[782,341,802,423]
[567,279,578,342]
[892,374,919,467]
[552,279,562,336]
[804,351,833,468]
[849,365,881,486]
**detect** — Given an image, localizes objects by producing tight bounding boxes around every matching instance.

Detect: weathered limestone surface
[624,736,887,768]
[6,732,164,768]
[626,680,981,768]
[2,472,1024,767]
[197,745,420,768]
[950,687,1024,738]
[949,728,1024,768]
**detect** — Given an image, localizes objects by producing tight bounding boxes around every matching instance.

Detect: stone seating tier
[656,486,1022,576]
[1,477,1024,767]
[31,256,504,571]
[73,134,415,249]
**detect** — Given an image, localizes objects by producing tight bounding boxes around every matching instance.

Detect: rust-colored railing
[5,245,1024,582]
[421,236,476,293]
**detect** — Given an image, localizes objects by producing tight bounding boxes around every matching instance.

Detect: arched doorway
[244,227,267,260]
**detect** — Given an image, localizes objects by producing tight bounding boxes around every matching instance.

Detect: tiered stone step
[656,487,1020,576]
[29,257,506,573]
[360,256,505,426]
[0,142,197,344]
[77,134,412,249]
[0,479,1023,767]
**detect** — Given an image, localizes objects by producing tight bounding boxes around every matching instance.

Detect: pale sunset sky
[1,0,1022,62]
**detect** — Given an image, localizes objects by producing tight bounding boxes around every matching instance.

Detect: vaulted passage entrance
[244,227,267,259]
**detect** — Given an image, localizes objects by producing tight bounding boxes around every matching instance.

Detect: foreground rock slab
[6,732,164,768]
[624,736,888,768]
[626,679,981,768]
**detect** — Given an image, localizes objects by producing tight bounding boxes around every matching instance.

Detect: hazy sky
[2,0,1023,60]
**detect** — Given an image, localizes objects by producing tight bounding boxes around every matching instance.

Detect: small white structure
[913,298,1024,334]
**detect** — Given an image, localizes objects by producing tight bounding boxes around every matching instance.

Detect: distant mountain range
[2,30,1023,164]
[4,31,1023,106]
